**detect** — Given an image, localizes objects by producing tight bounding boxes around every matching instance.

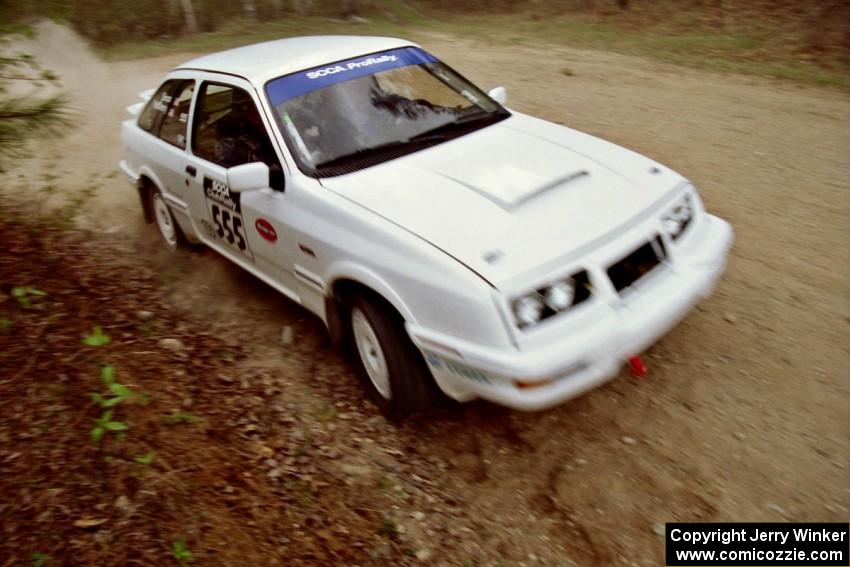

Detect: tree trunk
[268,0,284,17]
[179,0,199,34]
[339,0,357,18]
[292,0,312,16]
[243,0,257,19]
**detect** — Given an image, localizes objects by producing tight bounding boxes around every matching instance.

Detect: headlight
[544,278,575,311]
[661,193,693,241]
[511,272,590,329]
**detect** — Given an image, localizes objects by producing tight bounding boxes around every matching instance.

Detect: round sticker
[255,218,277,243]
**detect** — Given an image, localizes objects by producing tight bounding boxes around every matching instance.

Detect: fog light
[662,217,683,236]
[661,194,693,240]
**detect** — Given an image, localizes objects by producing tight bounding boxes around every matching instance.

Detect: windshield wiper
[314,140,412,170]
[408,109,509,142]
[313,111,509,171]
[314,134,449,171]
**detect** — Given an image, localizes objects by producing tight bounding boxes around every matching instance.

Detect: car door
[183,76,299,299]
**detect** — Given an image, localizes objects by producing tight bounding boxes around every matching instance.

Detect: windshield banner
[266,47,438,106]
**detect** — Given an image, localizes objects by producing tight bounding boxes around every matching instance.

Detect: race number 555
[210,203,246,251]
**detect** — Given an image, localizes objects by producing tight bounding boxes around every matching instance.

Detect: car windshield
[265,47,508,176]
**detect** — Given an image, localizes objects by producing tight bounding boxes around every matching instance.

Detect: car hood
[321,112,685,287]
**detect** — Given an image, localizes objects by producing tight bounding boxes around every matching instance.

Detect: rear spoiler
[126,88,155,117]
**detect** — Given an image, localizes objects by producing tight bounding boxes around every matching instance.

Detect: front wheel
[347,292,441,421]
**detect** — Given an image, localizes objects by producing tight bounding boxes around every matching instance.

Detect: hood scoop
[438,168,589,211]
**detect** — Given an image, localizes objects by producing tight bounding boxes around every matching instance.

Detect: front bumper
[119,159,138,184]
[408,214,734,411]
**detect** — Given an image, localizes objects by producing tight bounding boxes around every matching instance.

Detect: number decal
[210,204,248,251]
[211,205,225,237]
[221,209,234,244]
[232,216,246,250]
[204,177,253,261]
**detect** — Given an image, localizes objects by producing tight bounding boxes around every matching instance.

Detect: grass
[96,10,849,89]
[99,16,429,61]
[434,14,850,89]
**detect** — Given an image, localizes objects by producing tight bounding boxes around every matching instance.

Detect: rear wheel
[347,291,440,421]
[149,189,184,251]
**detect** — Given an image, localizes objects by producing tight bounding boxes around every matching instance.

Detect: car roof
[175,35,418,85]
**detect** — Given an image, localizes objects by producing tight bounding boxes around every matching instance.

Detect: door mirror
[227,161,269,193]
[488,86,508,105]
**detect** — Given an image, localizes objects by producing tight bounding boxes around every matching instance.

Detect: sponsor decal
[306,54,399,79]
[255,218,277,243]
[424,351,491,384]
[266,47,439,105]
[204,177,238,212]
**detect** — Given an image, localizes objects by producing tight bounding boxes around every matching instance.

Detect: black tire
[148,188,187,252]
[346,291,441,421]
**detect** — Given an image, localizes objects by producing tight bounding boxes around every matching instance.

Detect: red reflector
[628,355,647,379]
[514,377,556,390]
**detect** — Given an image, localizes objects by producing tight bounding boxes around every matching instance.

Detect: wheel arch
[327,274,443,419]
[324,269,415,349]
[136,167,165,224]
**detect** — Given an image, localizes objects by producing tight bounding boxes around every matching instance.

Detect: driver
[214,92,271,167]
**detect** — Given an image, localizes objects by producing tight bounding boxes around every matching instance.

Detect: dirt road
[5,21,848,565]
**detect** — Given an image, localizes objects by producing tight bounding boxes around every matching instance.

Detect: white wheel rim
[351,308,391,400]
[153,193,177,246]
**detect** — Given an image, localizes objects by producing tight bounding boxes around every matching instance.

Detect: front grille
[606,236,666,293]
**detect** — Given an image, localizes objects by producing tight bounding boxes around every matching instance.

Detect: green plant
[0,317,11,332]
[377,475,394,491]
[32,552,49,566]
[91,365,135,408]
[101,365,115,383]
[167,411,199,425]
[0,38,67,173]
[90,409,127,443]
[312,404,337,423]
[378,517,398,538]
[135,451,156,465]
[11,286,46,308]
[172,539,194,564]
[83,325,110,347]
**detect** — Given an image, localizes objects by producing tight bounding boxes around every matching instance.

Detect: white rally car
[120,36,733,420]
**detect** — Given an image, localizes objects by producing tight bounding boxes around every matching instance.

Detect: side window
[159,81,194,149]
[192,82,284,189]
[138,80,178,133]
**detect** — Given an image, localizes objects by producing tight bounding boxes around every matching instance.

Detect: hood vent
[440,169,589,211]
[512,169,588,208]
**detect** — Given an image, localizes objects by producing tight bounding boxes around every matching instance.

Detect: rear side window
[159,81,195,149]
[138,80,177,133]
